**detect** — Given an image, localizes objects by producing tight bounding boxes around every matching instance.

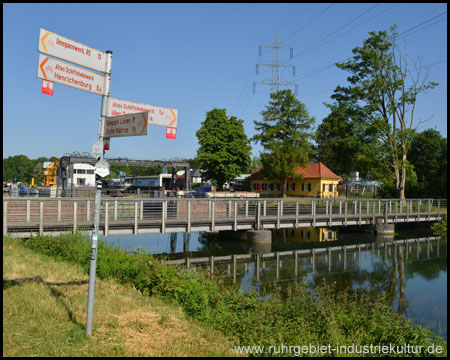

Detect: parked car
[191,186,211,198]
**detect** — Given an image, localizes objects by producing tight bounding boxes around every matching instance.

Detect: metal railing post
[161,200,166,234]
[211,200,215,232]
[277,200,281,229]
[3,201,7,236]
[104,201,109,236]
[312,199,316,227]
[26,200,30,223]
[73,201,78,233]
[39,201,44,236]
[134,200,139,234]
[187,200,191,233]
[233,200,237,231]
[344,200,347,226]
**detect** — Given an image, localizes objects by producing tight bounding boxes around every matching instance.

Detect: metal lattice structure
[253,33,298,94]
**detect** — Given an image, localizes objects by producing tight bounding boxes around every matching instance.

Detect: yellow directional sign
[38,28,107,73]
[37,54,106,95]
[107,97,178,128]
[104,112,148,138]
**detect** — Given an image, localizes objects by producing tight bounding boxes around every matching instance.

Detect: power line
[294,3,398,58]
[397,11,446,38]
[274,4,311,35]
[397,17,447,40]
[281,4,335,44]
[294,3,381,58]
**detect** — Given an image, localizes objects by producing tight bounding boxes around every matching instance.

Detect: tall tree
[331,26,438,199]
[253,89,315,197]
[408,129,447,198]
[196,108,251,189]
[314,102,372,179]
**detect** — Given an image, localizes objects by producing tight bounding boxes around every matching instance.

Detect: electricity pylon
[253,33,298,95]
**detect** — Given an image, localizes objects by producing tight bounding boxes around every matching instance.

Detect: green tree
[253,89,315,197]
[314,102,374,179]
[332,25,438,199]
[31,163,44,186]
[3,155,35,183]
[196,108,251,189]
[408,129,447,198]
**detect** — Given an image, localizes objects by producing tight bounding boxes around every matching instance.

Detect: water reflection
[101,227,446,339]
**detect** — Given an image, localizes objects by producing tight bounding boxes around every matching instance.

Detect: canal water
[101,226,447,340]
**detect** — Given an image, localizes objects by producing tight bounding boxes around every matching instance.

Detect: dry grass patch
[3,237,240,357]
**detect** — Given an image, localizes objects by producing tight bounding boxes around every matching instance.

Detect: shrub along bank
[20,233,447,357]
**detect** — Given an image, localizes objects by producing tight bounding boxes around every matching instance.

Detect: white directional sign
[104,112,148,138]
[92,140,103,159]
[37,54,106,95]
[38,28,107,73]
[94,160,110,178]
[107,97,178,128]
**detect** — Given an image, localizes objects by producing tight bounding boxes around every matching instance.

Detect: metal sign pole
[86,50,113,336]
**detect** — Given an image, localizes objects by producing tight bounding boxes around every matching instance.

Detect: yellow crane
[43,157,59,187]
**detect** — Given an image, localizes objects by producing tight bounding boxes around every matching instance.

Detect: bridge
[3,197,446,238]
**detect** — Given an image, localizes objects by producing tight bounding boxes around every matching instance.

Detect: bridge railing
[3,197,447,236]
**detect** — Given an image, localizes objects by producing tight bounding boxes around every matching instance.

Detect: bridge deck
[3,196,446,238]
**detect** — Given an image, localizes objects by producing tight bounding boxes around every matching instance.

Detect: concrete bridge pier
[374,222,395,236]
[246,229,272,244]
[246,229,272,253]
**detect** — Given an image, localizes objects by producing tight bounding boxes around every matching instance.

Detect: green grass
[3,236,241,357]
[5,233,447,357]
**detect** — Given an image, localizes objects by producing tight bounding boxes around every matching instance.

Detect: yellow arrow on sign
[140,112,147,135]
[40,31,50,53]
[168,109,177,127]
[39,57,49,79]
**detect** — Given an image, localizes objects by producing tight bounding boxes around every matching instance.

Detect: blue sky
[3,3,447,161]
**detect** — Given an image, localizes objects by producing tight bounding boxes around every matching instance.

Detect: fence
[3,198,447,237]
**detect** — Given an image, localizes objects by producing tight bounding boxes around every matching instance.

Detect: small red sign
[42,80,54,95]
[103,137,110,150]
[166,127,177,139]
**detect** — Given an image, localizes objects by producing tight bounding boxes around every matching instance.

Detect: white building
[68,163,96,187]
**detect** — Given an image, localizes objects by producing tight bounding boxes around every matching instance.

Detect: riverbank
[4,233,447,357]
[2,236,239,357]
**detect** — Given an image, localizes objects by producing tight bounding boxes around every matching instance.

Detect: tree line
[4,26,447,199]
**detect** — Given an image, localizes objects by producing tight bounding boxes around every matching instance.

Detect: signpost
[107,97,178,128]
[104,112,148,137]
[38,28,107,73]
[36,28,178,337]
[37,54,106,96]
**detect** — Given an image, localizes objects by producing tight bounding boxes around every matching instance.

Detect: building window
[323,184,329,192]
[275,183,280,191]
[302,183,311,192]
[262,183,267,191]
[77,169,86,174]
[269,183,274,191]
[87,170,94,174]
[289,183,295,191]
[77,178,86,186]
[251,183,257,191]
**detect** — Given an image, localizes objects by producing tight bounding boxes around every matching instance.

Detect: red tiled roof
[248,162,341,180]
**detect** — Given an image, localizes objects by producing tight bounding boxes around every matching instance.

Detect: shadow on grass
[3,276,89,328]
